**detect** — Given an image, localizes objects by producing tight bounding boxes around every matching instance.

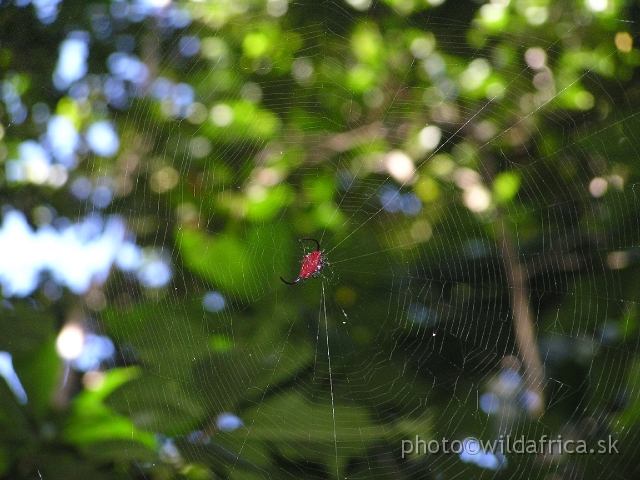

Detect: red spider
[280,238,324,285]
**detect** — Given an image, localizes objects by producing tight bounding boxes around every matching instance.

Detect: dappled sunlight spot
[418,125,441,150]
[480,393,500,414]
[415,177,440,202]
[91,183,114,209]
[346,0,372,11]
[150,77,173,100]
[158,438,183,467]
[473,120,499,142]
[1,77,28,124]
[497,368,522,396]
[615,32,633,53]
[72,333,115,372]
[107,52,150,85]
[85,287,107,311]
[247,184,268,202]
[5,141,69,187]
[241,82,263,102]
[586,0,608,13]
[211,103,234,127]
[104,77,127,108]
[0,351,28,405]
[203,291,226,312]
[71,177,92,200]
[422,53,445,79]
[179,35,200,57]
[479,3,507,24]
[28,0,63,23]
[158,82,195,118]
[186,102,209,124]
[607,251,630,270]
[524,47,546,70]
[589,176,608,197]
[175,203,199,227]
[189,136,212,158]
[519,390,542,415]
[378,185,402,213]
[32,102,50,124]
[410,219,432,242]
[462,184,492,212]
[116,242,143,271]
[48,164,69,187]
[292,58,314,84]
[150,166,179,193]
[217,412,243,432]
[56,323,85,361]
[460,58,491,91]
[574,90,595,110]
[243,31,269,58]
[532,70,554,92]
[140,0,172,9]
[400,192,422,215]
[609,173,624,190]
[200,37,229,63]
[378,185,424,216]
[410,35,435,59]
[453,168,481,189]
[187,430,209,445]
[460,438,506,470]
[254,167,283,187]
[486,81,506,99]
[33,205,54,227]
[136,250,172,288]
[524,6,548,25]
[267,0,288,17]
[86,121,119,157]
[384,150,415,183]
[428,154,455,177]
[47,115,79,166]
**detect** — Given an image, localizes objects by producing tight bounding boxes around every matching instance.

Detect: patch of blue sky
[0,210,171,297]
[54,34,89,91]
[0,351,28,405]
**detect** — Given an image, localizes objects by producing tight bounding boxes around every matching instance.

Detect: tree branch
[497,220,546,417]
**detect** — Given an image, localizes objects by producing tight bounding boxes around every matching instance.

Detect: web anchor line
[322,283,339,479]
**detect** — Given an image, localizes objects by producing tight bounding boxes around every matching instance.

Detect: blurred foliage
[2,0,640,479]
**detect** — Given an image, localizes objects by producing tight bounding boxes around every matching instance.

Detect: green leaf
[64,367,156,450]
[246,184,295,221]
[492,171,521,203]
[178,229,259,300]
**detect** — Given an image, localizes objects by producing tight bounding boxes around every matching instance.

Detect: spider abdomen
[299,250,323,279]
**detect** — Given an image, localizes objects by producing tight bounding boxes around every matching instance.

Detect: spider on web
[280,238,324,285]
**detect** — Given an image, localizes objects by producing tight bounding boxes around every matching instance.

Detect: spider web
[3,0,640,479]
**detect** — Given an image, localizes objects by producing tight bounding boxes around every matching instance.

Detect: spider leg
[299,237,320,251]
[280,276,300,285]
